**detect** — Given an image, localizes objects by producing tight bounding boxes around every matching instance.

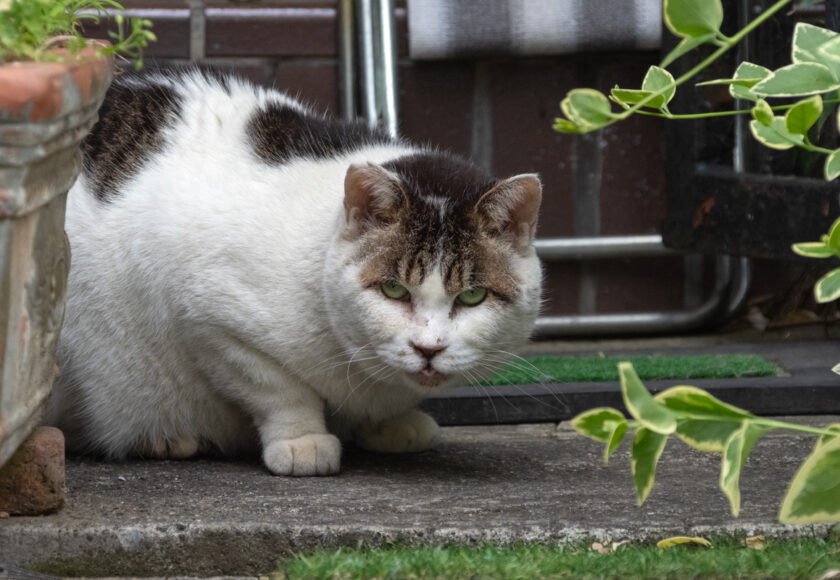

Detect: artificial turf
[481,354,778,386]
[277,537,840,580]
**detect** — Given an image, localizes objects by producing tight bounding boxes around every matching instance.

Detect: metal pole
[375,0,399,138]
[338,0,356,121]
[533,235,677,260]
[356,0,378,126]
[534,255,737,337]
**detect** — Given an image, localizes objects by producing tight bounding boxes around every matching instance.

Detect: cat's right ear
[343,163,407,239]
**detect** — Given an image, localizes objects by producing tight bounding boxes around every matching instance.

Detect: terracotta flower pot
[0,44,113,467]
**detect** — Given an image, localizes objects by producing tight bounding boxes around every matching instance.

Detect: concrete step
[0,419,836,577]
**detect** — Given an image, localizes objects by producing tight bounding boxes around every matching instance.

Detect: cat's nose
[410,341,446,361]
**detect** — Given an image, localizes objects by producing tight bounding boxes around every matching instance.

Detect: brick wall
[83,1,737,324]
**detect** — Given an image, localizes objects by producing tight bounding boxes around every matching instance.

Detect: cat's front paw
[263,433,341,476]
[356,409,440,453]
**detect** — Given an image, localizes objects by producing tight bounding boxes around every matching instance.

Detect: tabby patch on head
[344,152,541,303]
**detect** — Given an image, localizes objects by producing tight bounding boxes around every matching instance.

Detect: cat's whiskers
[300,343,374,375]
[471,360,569,413]
[486,350,569,410]
[345,343,375,390]
[332,361,389,416]
[458,368,500,423]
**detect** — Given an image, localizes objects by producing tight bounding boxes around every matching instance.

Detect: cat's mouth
[410,366,449,388]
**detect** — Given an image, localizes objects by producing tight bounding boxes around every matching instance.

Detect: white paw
[263,433,341,476]
[356,409,441,453]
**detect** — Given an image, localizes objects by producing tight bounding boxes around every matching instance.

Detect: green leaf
[785,95,823,134]
[604,420,628,465]
[619,362,677,435]
[752,63,840,98]
[660,33,716,68]
[792,23,839,65]
[610,88,666,110]
[730,62,773,101]
[779,434,840,524]
[570,407,626,443]
[825,150,840,181]
[751,100,774,127]
[641,66,676,106]
[750,118,806,150]
[553,118,585,134]
[655,386,752,452]
[828,216,840,251]
[560,89,615,131]
[817,423,840,451]
[720,422,767,516]
[792,241,836,258]
[631,427,668,505]
[814,268,840,303]
[664,0,723,39]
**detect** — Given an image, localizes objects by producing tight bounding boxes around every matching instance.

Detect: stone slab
[0,417,835,576]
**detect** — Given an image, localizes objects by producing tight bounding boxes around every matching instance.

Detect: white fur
[45,72,542,476]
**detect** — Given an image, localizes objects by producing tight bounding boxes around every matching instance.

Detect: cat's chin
[407,368,450,389]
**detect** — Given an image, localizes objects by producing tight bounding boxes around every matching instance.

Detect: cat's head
[326,152,542,395]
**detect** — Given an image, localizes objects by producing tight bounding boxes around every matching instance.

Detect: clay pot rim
[0,39,114,123]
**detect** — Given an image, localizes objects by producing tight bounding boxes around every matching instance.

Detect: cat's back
[79,68,394,205]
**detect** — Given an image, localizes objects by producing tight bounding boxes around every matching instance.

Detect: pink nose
[410,342,445,361]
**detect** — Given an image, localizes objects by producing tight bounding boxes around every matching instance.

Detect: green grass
[481,354,778,386]
[278,537,840,580]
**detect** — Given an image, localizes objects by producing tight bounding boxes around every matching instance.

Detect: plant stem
[752,417,836,436]
[629,416,836,437]
[634,99,840,120]
[612,0,795,124]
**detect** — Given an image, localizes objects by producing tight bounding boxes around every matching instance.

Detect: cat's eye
[457,286,487,306]
[381,280,409,301]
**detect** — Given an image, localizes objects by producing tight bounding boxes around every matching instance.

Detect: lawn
[277,537,840,580]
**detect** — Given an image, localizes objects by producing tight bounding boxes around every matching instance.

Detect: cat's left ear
[343,163,408,239]
[474,174,542,253]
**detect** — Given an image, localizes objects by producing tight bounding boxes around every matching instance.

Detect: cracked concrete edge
[2,521,835,577]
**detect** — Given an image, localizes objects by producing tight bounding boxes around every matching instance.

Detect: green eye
[381,281,409,301]
[457,286,487,306]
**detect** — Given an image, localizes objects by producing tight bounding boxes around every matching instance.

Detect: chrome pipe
[338,0,356,121]
[374,0,399,138]
[533,235,677,261]
[356,0,378,126]
[534,255,735,337]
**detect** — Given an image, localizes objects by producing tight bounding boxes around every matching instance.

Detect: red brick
[0,427,65,516]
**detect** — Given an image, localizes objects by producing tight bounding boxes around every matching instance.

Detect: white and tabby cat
[44,69,543,476]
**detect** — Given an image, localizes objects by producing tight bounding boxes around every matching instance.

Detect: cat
[44,69,543,476]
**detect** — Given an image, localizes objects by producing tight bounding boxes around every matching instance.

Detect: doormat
[481,354,779,386]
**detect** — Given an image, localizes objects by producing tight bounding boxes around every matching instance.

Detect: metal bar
[338,0,356,121]
[374,0,399,138]
[356,0,378,126]
[187,0,205,61]
[533,235,677,261]
[534,255,736,337]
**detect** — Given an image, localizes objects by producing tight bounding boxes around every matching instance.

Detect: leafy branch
[572,363,840,524]
[0,0,155,70]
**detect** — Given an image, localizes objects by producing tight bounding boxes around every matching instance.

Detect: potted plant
[0,0,153,474]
